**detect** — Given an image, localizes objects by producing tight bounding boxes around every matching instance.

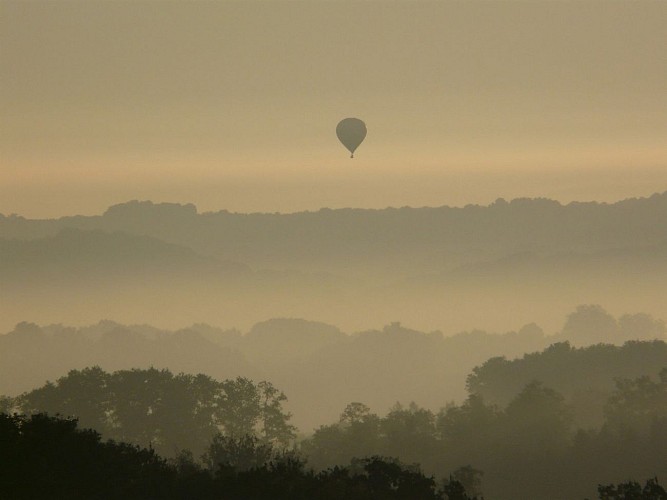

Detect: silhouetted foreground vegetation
[597,478,667,500]
[3,354,666,498]
[2,413,665,499]
[0,413,451,500]
[1,413,176,500]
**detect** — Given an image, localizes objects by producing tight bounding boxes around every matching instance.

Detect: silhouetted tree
[502,381,573,455]
[437,394,500,457]
[561,304,619,345]
[604,368,667,436]
[14,367,295,457]
[618,314,667,342]
[598,477,667,499]
[302,402,383,470]
[19,366,110,433]
[442,477,479,500]
[450,465,484,498]
[340,402,374,425]
[204,433,274,474]
[350,456,442,500]
[0,413,177,499]
[258,380,298,445]
[466,340,667,417]
[0,395,12,413]
[381,402,439,464]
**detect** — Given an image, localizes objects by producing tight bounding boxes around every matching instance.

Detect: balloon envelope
[336,118,367,157]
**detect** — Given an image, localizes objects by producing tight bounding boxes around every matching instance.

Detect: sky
[1,0,666,218]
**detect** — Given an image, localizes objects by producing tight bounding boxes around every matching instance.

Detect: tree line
[0,412,472,500]
[3,412,665,500]
[302,367,667,499]
[3,367,295,458]
[2,345,666,498]
[3,305,665,433]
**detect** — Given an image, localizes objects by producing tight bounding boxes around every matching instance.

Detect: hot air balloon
[336,118,367,158]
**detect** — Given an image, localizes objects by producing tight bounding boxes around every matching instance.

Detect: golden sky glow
[2,1,666,217]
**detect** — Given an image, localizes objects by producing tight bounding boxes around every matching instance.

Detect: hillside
[2,193,666,334]
[0,228,250,283]
[2,193,666,276]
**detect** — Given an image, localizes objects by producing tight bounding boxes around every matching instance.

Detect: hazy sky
[2,1,666,217]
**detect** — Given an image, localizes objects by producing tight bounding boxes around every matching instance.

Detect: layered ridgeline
[2,306,665,431]
[3,194,666,269]
[1,193,666,333]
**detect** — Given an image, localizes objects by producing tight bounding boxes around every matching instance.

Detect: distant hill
[406,240,667,288]
[0,227,352,333]
[243,318,346,366]
[2,193,666,277]
[0,228,250,284]
[2,193,666,334]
